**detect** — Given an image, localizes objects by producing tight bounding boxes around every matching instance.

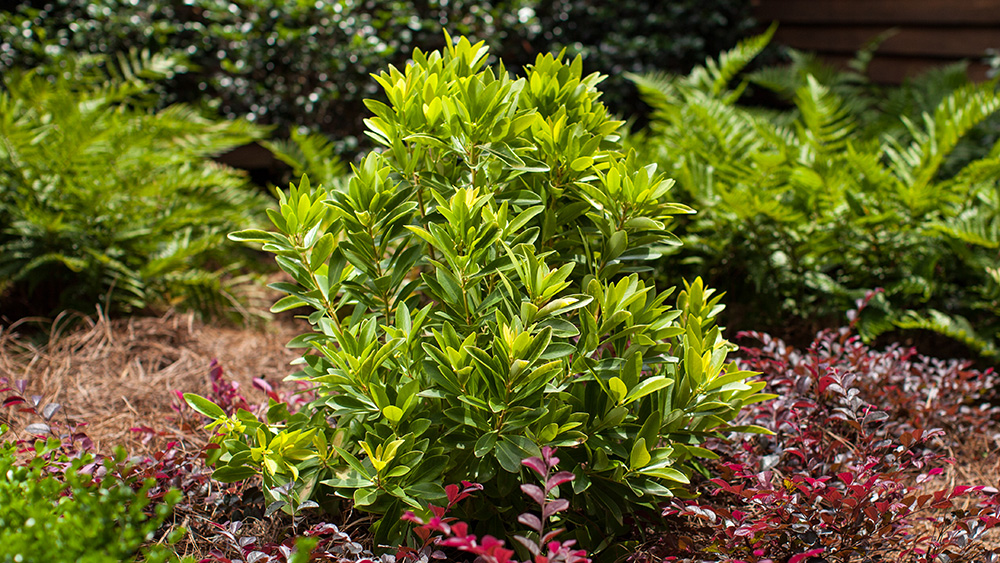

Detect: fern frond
[687,23,776,99]
[627,70,680,115]
[903,80,1000,189]
[927,208,1000,249]
[897,309,999,358]
[262,130,348,189]
[794,74,855,156]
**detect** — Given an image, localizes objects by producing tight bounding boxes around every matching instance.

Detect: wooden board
[754,0,1000,25]
[774,26,1000,58]
[820,54,991,83]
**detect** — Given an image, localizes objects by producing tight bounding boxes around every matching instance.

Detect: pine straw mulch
[0,309,305,454]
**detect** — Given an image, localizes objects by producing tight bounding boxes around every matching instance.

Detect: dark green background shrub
[0,52,269,318]
[0,0,753,155]
[528,0,755,127]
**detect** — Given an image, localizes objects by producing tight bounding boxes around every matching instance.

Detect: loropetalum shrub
[650,294,1000,562]
[3,363,398,563]
[187,36,771,551]
[0,52,269,318]
[630,29,1000,356]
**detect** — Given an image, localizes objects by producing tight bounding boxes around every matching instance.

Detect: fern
[690,23,776,99]
[896,310,999,359]
[927,207,1000,250]
[904,80,1000,191]
[632,28,1000,357]
[0,53,269,319]
[262,130,348,190]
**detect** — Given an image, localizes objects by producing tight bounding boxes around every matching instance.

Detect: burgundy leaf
[518,512,543,532]
[541,528,566,544]
[545,471,575,492]
[789,548,824,563]
[514,534,541,555]
[521,483,545,505]
[2,396,25,408]
[522,456,547,477]
[542,498,570,519]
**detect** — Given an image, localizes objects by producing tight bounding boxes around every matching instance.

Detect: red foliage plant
[650,292,1000,563]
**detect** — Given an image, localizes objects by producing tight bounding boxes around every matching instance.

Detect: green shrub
[630,30,1000,356]
[1,0,754,154]
[0,427,186,563]
[186,36,771,553]
[0,52,269,318]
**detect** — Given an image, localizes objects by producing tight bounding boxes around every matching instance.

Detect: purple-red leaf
[541,528,566,545]
[522,456,547,477]
[521,483,545,505]
[2,396,25,408]
[514,535,541,555]
[789,548,824,563]
[518,512,543,532]
[545,471,575,492]
[543,498,570,519]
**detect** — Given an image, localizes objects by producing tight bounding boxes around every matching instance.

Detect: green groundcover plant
[0,51,269,318]
[186,36,771,554]
[0,425,186,563]
[630,28,1000,356]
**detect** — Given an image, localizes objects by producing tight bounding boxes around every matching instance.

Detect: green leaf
[404,482,448,501]
[630,438,651,470]
[640,466,690,484]
[212,465,258,483]
[354,487,378,507]
[609,377,628,404]
[333,446,373,479]
[623,376,673,405]
[382,405,404,424]
[184,393,226,419]
[495,440,523,473]
[474,431,498,457]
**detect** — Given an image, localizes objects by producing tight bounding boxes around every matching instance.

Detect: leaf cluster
[402,448,591,563]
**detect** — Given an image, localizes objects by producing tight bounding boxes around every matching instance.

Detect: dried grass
[0,309,306,454]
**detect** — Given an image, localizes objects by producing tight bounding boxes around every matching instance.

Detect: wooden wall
[752,0,1000,83]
